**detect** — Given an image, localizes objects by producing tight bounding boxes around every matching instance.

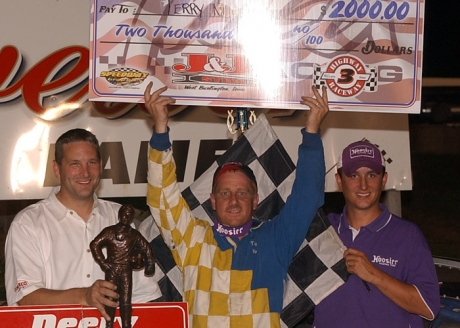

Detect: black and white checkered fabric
[148,221,183,302]
[145,114,348,327]
[281,208,349,327]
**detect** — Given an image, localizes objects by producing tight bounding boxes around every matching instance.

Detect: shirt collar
[337,203,392,234]
[49,186,99,221]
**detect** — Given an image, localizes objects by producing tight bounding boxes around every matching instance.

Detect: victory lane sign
[0,303,188,328]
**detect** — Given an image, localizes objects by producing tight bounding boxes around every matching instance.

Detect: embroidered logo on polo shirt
[372,255,398,267]
[14,280,28,293]
[216,223,244,236]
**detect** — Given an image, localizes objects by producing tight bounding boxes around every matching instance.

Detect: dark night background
[396,0,460,259]
[422,0,460,78]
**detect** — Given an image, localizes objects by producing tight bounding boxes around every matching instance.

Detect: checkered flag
[141,114,348,327]
[143,220,183,302]
[281,208,349,327]
[312,64,326,89]
[364,66,378,92]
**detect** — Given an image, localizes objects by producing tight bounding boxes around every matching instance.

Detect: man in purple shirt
[313,141,440,328]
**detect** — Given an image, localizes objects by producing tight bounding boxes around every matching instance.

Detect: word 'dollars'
[31,314,139,328]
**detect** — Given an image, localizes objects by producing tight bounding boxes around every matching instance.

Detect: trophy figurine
[90,204,156,328]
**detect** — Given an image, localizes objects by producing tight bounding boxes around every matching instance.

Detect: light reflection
[40,102,81,121]
[236,2,282,99]
[11,124,50,194]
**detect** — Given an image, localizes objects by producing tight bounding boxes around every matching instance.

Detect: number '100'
[329,0,410,21]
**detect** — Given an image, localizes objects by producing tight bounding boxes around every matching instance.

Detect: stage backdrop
[0,0,412,201]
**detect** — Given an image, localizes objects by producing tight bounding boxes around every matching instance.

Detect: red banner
[0,302,188,328]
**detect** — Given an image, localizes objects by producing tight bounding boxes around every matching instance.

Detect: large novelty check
[89,0,424,113]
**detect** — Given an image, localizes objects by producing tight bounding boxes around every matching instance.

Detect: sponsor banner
[0,106,412,199]
[89,0,425,113]
[0,303,188,328]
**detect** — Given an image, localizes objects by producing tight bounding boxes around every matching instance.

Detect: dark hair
[337,166,386,177]
[54,128,100,165]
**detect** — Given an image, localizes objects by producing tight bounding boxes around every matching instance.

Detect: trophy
[227,107,257,134]
[90,204,156,328]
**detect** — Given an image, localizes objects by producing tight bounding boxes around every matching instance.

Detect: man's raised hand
[144,82,176,133]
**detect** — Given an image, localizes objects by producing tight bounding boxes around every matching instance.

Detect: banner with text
[0,0,412,201]
[89,0,425,113]
[0,303,188,328]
